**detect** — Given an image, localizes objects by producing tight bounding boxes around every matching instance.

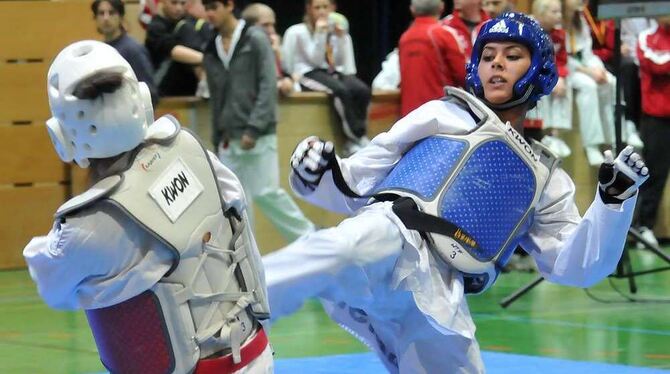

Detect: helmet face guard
[465,12,558,110]
[46,40,153,168]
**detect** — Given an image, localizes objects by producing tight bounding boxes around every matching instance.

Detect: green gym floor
[1,246,669,373]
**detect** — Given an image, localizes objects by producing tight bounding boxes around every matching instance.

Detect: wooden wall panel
[0,124,65,184]
[0,184,66,269]
[0,1,99,60]
[0,63,50,124]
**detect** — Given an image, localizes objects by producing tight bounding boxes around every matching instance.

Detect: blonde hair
[531,0,559,17]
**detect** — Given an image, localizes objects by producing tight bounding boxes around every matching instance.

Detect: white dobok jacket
[287,97,637,342]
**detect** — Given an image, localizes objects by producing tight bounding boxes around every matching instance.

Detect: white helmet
[46,40,154,168]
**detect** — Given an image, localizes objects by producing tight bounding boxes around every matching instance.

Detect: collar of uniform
[414,16,439,25]
[215,19,247,69]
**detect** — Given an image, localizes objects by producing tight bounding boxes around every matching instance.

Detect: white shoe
[585,146,605,166]
[196,79,210,99]
[636,226,659,249]
[541,135,571,158]
[626,120,644,149]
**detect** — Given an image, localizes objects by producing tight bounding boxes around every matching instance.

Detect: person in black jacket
[145,0,204,96]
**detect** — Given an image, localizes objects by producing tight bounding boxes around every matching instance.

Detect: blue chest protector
[374,88,559,293]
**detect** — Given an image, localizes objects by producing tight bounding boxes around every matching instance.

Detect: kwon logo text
[149,158,204,222]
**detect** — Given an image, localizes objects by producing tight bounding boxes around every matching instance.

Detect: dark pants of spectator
[606,57,641,127]
[300,69,370,141]
[636,114,670,229]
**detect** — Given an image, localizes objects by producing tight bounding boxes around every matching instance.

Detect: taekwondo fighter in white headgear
[264,12,649,373]
[24,40,273,374]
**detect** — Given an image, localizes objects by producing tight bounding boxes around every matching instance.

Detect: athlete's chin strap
[470,84,535,111]
[324,149,480,252]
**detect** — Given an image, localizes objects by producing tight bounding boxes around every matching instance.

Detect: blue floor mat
[275,351,668,373]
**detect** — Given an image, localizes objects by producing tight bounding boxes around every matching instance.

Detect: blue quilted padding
[375,137,467,200]
[440,140,536,261]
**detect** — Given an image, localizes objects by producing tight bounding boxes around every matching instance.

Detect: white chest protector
[375,88,560,294]
[56,116,269,373]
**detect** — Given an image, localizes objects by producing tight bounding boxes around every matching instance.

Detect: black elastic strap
[390,197,479,251]
[326,149,479,251]
[326,151,369,199]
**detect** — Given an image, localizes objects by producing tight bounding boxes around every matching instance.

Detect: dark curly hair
[72,72,124,100]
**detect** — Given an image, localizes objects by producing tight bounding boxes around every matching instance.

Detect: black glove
[290,136,335,190]
[598,145,649,204]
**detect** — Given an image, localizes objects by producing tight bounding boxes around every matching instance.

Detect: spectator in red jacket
[399,0,466,116]
[634,17,670,248]
[441,0,489,61]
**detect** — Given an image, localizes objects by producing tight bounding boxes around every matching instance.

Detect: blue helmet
[465,12,558,109]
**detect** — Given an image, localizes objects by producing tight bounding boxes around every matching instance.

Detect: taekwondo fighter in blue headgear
[264,12,649,373]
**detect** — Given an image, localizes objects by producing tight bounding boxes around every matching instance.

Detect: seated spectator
[145,0,204,96]
[282,0,371,156]
[399,0,465,116]
[441,0,490,61]
[185,0,215,47]
[530,0,572,158]
[564,0,615,165]
[634,17,670,248]
[242,3,295,96]
[91,0,159,105]
[584,4,643,148]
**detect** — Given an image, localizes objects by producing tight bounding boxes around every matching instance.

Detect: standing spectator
[531,0,572,158]
[282,0,371,156]
[92,0,159,105]
[483,0,514,18]
[442,0,490,61]
[242,3,295,96]
[635,17,670,248]
[399,0,466,116]
[185,0,216,98]
[564,0,615,165]
[202,0,316,242]
[146,0,204,96]
[185,0,215,48]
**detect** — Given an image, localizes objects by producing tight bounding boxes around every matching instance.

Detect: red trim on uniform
[194,328,269,374]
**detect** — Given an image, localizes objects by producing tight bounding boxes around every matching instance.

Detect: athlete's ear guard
[139,81,155,125]
[46,117,75,163]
